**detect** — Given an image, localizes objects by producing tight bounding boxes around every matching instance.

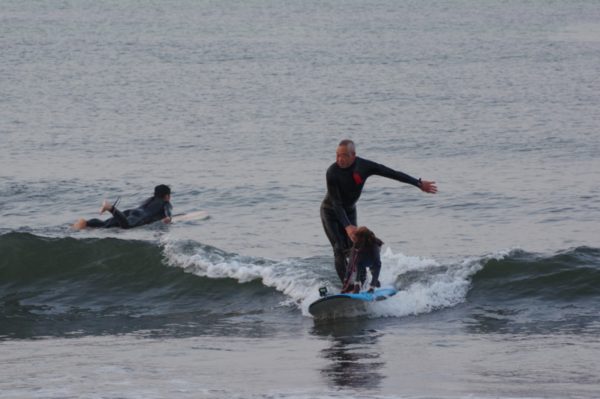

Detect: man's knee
[333,246,349,260]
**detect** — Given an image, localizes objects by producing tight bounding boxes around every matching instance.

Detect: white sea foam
[368,247,515,318]
[161,237,323,307]
[162,237,513,319]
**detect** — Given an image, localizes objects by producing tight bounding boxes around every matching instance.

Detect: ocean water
[1,1,600,398]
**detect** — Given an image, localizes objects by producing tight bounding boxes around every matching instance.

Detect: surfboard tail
[308,288,397,319]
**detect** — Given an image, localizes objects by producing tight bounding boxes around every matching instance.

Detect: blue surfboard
[308,287,397,319]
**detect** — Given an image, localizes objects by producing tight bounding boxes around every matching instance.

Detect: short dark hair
[154,184,171,198]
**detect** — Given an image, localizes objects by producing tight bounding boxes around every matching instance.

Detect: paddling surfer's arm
[162,202,173,224]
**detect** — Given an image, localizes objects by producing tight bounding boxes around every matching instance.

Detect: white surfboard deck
[171,210,209,223]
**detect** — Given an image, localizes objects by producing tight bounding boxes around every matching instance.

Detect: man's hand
[420,180,437,194]
[345,225,357,242]
[162,216,172,224]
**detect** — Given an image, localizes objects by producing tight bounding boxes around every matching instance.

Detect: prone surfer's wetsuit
[86,196,172,229]
[320,156,421,283]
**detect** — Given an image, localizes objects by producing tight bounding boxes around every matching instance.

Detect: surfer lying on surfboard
[72,184,172,230]
[341,226,383,294]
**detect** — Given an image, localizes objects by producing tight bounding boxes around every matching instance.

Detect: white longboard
[171,210,209,223]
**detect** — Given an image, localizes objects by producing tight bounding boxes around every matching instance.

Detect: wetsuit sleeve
[326,169,352,227]
[366,159,421,188]
[164,203,172,219]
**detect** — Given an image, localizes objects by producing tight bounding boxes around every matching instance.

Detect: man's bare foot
[72,218,87,230]
[99,200,111,214]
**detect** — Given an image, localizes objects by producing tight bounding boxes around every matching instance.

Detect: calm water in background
[1,1,600,398]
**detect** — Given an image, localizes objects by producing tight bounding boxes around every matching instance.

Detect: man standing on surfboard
[73,184,173,229]
[320,140,437,283]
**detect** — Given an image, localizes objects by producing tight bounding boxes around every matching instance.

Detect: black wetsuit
[345,245,382,288]
[320,157,421,282]
[87,197,172,229]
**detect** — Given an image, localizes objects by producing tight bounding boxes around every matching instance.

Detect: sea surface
[1,1,600,398]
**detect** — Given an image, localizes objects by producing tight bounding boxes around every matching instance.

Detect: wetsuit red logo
[353,172,364,185]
